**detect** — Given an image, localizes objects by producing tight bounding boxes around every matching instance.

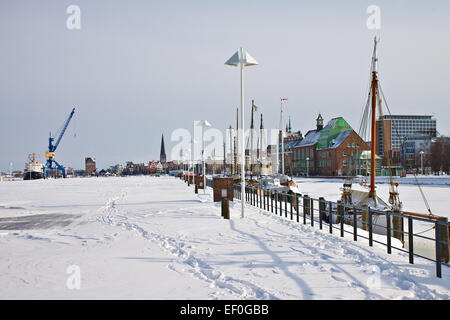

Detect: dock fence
[181,175,450,278]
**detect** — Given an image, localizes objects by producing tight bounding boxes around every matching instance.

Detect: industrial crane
[44,108,76,178]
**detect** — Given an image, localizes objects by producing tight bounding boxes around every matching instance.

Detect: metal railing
[182,175,449,278]
[232,183,449,279]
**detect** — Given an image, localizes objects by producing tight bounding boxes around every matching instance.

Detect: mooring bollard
[221,189,230,219]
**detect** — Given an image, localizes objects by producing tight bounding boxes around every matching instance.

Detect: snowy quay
[0,176,449,299]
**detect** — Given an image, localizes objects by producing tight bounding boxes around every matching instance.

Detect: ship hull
[23,171,43,180]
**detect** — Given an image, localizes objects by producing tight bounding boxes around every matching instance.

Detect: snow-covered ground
[0,176,449,299]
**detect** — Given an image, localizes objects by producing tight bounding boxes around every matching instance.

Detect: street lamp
[199,120,211,193]
[225,47,259,218]
[191,138,197,177]
[306,157,310,177]
[420,150,424,175]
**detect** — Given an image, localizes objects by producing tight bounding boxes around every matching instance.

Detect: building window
[343,150,347,156]
[343,160,348,167]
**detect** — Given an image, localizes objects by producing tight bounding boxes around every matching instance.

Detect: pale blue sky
[1,1,449,171]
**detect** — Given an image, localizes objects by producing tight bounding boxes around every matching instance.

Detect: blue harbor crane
[44,108,76,178]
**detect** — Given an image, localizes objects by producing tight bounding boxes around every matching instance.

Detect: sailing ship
[339,37,400,211]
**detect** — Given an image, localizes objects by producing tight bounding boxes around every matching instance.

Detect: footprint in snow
[331,275,347,282]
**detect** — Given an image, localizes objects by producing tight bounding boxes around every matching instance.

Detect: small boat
[258,175,300,194]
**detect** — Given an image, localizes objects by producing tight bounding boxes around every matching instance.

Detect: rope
[413,225,435,236]
[412,173,434,216]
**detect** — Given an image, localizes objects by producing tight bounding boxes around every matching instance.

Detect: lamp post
[420,150,424,175]
[199,120,211,193]
[225,48,259,218]
[191,139,197,177]
[306,157,310,176]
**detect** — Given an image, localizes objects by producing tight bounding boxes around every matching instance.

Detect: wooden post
[353,205,357,241]
[361,205,369,231]
[303,196,309,224]
[368,208,373,247]
[275,191,278,215]
[278,192,282,216]
[408,217,414,264]
[435,220,442,278]
[318,197,325,230]
[328,201,333,234]
[310,198,314,227]
[290,194,293,220]
[337,201,344,237]
[222,197,230,219]
[437,217,449,264]
[392,210,404,243]
[284,193,287,218]
[386,212,392,254]
[296,194,300,222]
[260,188,262,209]
[271,191,273,213]
[195,183,198,194]
[263,190,266,210]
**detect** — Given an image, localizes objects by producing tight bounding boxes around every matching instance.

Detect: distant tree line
[431,136,449,174]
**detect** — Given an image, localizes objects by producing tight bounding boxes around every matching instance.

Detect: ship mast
[369,37,378,199]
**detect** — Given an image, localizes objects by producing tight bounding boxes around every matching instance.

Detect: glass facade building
[377,115,436,153]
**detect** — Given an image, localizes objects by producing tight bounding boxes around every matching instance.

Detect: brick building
[289,115,370,176]
[85,157,96,176]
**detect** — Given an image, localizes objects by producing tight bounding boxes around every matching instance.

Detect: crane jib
[44,107,76,178]
[52,108,76,152]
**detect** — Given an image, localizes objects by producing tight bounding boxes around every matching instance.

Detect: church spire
[160,134,167,163]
